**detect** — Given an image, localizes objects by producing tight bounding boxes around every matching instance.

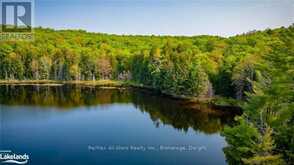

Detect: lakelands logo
[0,150,29,164]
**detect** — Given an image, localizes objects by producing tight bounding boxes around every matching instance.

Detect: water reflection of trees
[130,90,236,134]
[0,85,237,134]
[0,85,131,107]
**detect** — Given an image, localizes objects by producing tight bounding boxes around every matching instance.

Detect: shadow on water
[0,84,239,134]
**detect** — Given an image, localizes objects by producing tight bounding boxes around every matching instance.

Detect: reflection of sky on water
[0,85,237,165]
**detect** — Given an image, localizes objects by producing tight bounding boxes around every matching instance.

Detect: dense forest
[0,25,293,164]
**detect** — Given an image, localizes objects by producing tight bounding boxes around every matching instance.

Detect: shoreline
[0,80,242,112]
[0,80,124,86]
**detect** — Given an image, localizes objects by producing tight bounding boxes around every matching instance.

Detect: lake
[0,85,237,165]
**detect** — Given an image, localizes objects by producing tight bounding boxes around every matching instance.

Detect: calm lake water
[0,85,237,165]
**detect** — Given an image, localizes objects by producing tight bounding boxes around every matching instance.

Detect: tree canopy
[1,25,293,99]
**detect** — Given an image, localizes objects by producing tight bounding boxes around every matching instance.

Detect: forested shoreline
[0,25,291,98]
[0,25,293,164]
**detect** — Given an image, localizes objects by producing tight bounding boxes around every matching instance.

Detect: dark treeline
[0,25,294,164]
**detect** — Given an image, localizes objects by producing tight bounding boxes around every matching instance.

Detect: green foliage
[1,25,293,98]
[222,118,260,164]
[222,24,294,165]
[223,119,286,165]
[242,127,285,165]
